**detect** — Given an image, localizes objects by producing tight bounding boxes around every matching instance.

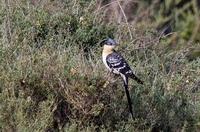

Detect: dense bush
[0,0,200,132]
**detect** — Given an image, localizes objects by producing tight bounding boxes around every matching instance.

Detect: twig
[190,0,200,42]
[4,0,12,45]
[95,0,139,13]
[116,0,133,40]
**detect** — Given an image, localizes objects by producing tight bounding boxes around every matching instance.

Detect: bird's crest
[99,38,117,46]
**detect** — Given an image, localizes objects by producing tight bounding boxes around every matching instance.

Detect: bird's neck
[102,45,115,55]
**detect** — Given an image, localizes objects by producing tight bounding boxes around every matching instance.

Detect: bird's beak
[99,39,107,47]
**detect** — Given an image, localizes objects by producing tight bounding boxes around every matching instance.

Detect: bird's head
[99,38,118,47]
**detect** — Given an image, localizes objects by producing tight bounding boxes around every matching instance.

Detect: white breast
[102,54,111,71]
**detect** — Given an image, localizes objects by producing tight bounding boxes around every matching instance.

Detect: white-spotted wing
[106,52,134,76]
[106,52,143,84]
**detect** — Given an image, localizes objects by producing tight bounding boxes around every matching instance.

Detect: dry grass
[0,0,200,131]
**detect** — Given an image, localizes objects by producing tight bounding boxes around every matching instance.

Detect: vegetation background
[0,0,200,131]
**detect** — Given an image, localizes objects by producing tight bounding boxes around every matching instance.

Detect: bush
[0,0,200,132]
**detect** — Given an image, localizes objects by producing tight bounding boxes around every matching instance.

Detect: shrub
[0,0,200,132]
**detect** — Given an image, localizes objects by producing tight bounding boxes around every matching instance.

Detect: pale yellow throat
[102,45,115,56]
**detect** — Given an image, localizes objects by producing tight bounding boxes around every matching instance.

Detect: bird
[100,38,143,119]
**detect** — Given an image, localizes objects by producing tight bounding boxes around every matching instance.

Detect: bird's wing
[106,52,143,84]
[106,52,134,76]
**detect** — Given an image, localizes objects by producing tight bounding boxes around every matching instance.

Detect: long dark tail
[129,74,143,85]
[122,76,134,119]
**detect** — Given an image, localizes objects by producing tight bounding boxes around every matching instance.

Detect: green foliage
[0,0,200,132]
